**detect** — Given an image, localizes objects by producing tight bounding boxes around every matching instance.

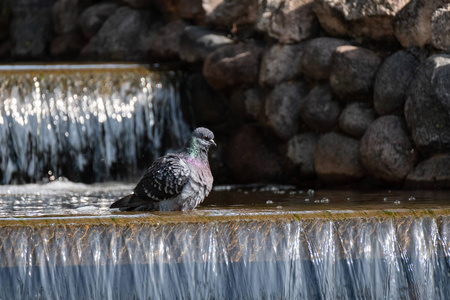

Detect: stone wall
[1,0,449,188]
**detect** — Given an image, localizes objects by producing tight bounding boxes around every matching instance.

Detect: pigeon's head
[192,127,216,150]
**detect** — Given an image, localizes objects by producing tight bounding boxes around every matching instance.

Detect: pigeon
[110,127,216,211]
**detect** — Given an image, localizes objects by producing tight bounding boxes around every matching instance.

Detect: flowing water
[0,64,190,184]
[0,64,449,299]
[0,181,449,299]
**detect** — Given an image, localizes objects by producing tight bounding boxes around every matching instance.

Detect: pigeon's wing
[133,154,191,202]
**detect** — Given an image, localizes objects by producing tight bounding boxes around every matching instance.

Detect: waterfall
[0,64,190,184]
[0,211,448,299]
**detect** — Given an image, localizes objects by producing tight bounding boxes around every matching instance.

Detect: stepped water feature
[0,64,190,184]
[0,65,449,299]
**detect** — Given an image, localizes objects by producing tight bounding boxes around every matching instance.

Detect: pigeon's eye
[201,135,208,140]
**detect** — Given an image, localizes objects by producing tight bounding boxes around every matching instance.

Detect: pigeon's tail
[110,194,155,211]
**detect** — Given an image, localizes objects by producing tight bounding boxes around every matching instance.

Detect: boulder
[78,3,119,39]
[10,0,53,58]
[179,26,233,64]
[230,87,265,122]
[359,116,417,183]
[124,0,153,9]
[203,43,263,91]
[329,45,381,100]
[227,125,283,183]
[315,132,364,182]
[300,85,341,133]
[265,81,307,140]
[405,55,450,155]
[405,154,450,188]
[393,0,448,48]
[313,0,409,41]
[81,7,160,60]
[339,102,375,138]
[286,132,318,177]
[300,37,349,80]
[431,4,450,52]
[147,20,188,61]
[205,0,258,26]
[373,50,420,115]
[256,0,317,44]
[259,43,305,87]
[53,0,93,34]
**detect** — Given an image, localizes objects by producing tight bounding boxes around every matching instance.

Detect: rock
[124,0,153,9]
[300,85,341,133]
[405,154,450,188]
[339,102,375,138]
[50,33,87,57]
[313,0,409,41]
[243,88,265,122]
[359,116,417,183]
[329,45,382,100]
[10,0,54,58]
[205,0,258,26]
[78,3,119,39]
[315,132,364,182]
[203,43,263,91]
[53,0,93,34]
[286,132,318,177]
[230,87,265,122]
[178,0,209,20]
[179,26,233,64]
[81,7,160,60]
[431,4,450,52]
[393,0,448,48]
[256,0,317,44]
[186,73,228,126]
[265,81,307,140]
[373,50,420,115]
[300,37,349,80]
[147,20,188,61]
[404,55,450,155]
[259,43,305,87]
[227,125,283,183]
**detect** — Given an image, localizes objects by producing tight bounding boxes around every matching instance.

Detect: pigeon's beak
[210,139,217,147]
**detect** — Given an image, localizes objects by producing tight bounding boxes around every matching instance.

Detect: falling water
[0,64,190,183]
[0,210,449,299]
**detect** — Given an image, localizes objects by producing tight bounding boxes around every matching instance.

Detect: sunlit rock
[300,37,349,80]
[431,4,450,52]
[256,0,317,44]
[393,0,448,48]
[329,45,381,101]
[313,0,409,41]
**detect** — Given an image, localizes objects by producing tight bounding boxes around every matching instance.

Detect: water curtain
[0,64,190,183]
[0,211,448,299]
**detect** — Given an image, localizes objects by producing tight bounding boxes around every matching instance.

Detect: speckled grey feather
[110,127,215,211]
